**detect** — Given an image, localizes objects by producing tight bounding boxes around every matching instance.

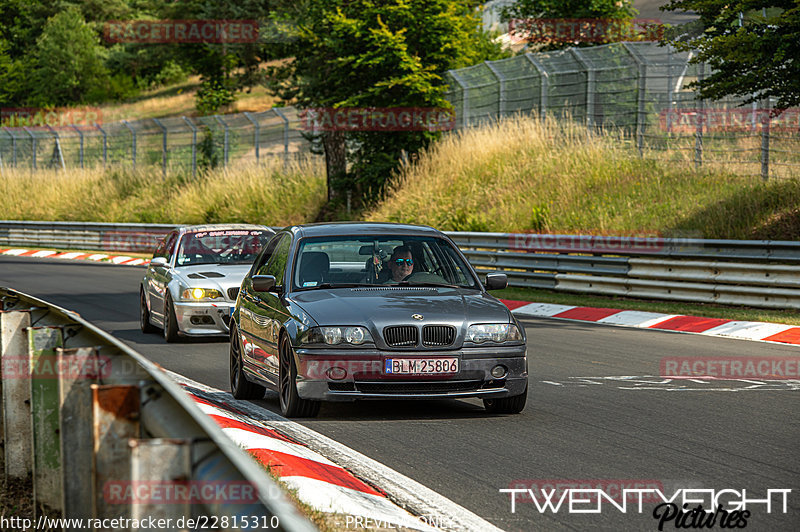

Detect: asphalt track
[1,256,798,531]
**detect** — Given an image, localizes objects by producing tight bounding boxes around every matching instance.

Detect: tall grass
[0,157,326,226]
[367,115,800,240]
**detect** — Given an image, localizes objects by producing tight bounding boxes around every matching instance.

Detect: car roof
[283,222,443,239]
[177,223,273,235]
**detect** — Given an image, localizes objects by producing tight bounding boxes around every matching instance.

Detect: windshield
[176,229,270,266]
[292,235,479,290]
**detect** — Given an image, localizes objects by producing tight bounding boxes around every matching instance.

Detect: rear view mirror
[252,275,277,292]
[485,273,508,290]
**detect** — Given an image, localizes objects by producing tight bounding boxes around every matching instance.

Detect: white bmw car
[140,224,274,342]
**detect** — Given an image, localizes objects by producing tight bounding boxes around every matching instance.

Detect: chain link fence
[2,41,798,180]
[444,41,800,179]
[0,108,311,177]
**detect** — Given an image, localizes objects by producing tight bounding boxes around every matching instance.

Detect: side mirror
[150,257,168,267]
[252,275,277,292]
[484,273,508,290]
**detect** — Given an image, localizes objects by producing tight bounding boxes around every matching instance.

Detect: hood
[173,264,252,294]
[289,286,512,346]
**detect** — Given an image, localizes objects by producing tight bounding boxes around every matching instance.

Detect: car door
[239,234,290,384]
[148,231,178,322]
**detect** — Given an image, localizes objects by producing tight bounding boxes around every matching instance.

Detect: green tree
[28,8,110,105]
[269,0,504,204]
[662,1,800,109]
[502,0,638,49]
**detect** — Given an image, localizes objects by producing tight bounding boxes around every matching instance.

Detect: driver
[386,245,414,282]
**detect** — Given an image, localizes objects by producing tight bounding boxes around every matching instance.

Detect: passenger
[385,245,414,282]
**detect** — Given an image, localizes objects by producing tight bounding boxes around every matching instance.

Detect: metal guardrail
[0,287,315,530]
[1,221,799,309]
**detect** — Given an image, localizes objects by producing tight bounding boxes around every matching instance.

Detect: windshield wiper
[396,281,460,289]
[296,283,376,291]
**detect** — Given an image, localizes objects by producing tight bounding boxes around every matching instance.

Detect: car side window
[258,236,291,285]
[252,234,284,274]
[165,233,178,261]
[154,232,177,260]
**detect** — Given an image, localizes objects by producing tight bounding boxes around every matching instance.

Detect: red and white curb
[501,300,800,347]
[169,373,501,532]
[0,248,149,266]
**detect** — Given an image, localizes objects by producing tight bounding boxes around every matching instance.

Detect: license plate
[385,358,458,375]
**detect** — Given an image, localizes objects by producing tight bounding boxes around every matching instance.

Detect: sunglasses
[393,258,414,266]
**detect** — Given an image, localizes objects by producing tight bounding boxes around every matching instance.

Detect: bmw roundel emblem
[412,314,424,320]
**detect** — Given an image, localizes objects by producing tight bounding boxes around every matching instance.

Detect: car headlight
[298,326,373,346]
[465,323,523,344]
[181,288,223,301]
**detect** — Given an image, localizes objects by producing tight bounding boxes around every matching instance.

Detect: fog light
[326,367,347,380]
[491,365,507,378]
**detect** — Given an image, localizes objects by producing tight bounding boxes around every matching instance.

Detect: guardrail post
[153,118,168,179]
[59,347,100,521]
[129,439,192,523]
[92,383,140,521]
[525,54,549,119]
[29,325,65,512]
[1,310,33,479]
[760,98,770,180]
[71,125,84,169]
[122,120,136,171]
[273,108,290,168]
[244,111,260,163]
[96,124,108,168]
[214,115,229,167]
[183,117,197,179]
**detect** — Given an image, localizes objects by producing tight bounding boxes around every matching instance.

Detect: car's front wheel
[230,324,266,400]
[163,294,180,343]
[139,290,157,334]
[279,335,320,418]
[483,385,527,414]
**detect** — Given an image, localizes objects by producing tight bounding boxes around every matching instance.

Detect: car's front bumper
[173,300,234,336]
[293,344,527,401]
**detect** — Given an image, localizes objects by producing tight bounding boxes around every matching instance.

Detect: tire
[163,294,180,343]
[483,385,527,414]
[230,324,266,400]
[139,290,158,334]
[278,335,320,418]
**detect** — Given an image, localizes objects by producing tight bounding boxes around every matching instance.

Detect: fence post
[244,111,260,163]
[12,131,17,167]
[570,49,594,131]
[761,98,770,180]
[71,125,84,169]
[666,45,674,134]
[215,115,229,167]
[695,62,705,170]
[525,54,549,119]
[153,118,167,179]
[1,310,33,479]
[182,117,197,179]
[273,108,291,166]
[484,61,506,119]
[122,120,136,171]
[621,43,646,156]
[29,326,65,513]
[96,124,107,167]
[448,71,470,128]
[23,126,36,170]
[46,125,66,172]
